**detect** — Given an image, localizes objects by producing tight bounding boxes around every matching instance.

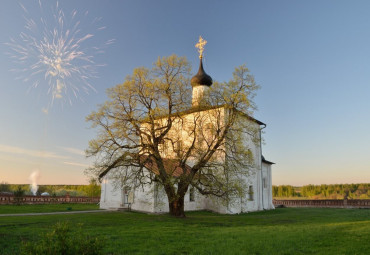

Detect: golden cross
[195,36,207,59]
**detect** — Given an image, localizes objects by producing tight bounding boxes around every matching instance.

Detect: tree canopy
[273,184,370,199]
[86,55,260,216]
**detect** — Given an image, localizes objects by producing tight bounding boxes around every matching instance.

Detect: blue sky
[0,0,369,185]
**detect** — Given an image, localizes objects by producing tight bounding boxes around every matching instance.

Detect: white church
[99,45,274,214]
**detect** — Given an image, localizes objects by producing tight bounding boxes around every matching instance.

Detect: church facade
[100,53,275,214]
[100,154,274,214]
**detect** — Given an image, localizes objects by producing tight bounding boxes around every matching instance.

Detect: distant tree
[273,183,370,199]
[0,181,11,193]
[13,186,25,205]
[277,185,284,197]
[36,186,47,196]
[85,178,101,197]
[272,186,278,197]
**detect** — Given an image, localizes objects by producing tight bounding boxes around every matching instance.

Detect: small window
[248,185,254,201]
[175,140,182,153]
[263,178,267,189]
[189,187,195,202]
[205,123,214,141]
[159,141,168,155]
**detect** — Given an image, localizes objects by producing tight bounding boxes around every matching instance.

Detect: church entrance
[122,187,131,210]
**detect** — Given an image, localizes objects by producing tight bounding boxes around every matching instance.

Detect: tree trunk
[168,196,185,217]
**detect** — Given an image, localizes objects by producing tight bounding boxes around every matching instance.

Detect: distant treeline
[273,184,370,199]
[0,181,100,197]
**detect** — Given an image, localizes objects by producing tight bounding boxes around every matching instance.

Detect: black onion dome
[191,58,213,87]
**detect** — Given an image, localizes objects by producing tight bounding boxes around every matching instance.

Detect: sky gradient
[0,0,369,185]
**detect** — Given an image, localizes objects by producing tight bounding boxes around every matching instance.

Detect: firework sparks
[6,1,114,106]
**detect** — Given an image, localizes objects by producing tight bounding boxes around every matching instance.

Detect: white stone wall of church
[231,170,260,213]
[99,177,123,209]
[99,175,155,212]
[146,106,226,162]
[100,173,269,214]
[222,114,263,213]
[153,184,207,213]
[268,165,274,209]
[184,189,207,211]
[192,85,209,106]
[153,184,168,213]
[204,196,228,213]
[131,184,155,213]
[237,115,262,168]
[256,169,263,211]
[262,163,274,210]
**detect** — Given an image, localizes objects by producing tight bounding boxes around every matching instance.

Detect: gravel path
[0,209,114,217]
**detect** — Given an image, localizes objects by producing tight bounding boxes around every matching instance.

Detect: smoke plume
[29,170,40,195]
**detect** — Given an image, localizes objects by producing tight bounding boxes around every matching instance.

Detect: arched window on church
[263,178,267,189]
[248,185,254,201]
[175,140,183,153]
[205,123,215,143]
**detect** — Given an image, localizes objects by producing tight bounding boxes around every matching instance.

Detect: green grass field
[0,207,369,254]
[0,203,100,214]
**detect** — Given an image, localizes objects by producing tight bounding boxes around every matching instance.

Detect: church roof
[262,155,275,165]
[146,104,266,126]
[141,155,191,177]
[99,155,191,180]
[191,58,213,87]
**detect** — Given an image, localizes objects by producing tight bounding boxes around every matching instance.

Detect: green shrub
[13,186,25,205]
[20,222,105,255]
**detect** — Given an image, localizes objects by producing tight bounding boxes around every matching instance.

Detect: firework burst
[6,1,114,106]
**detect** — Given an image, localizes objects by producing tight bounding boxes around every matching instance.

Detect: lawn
[0,203,100,214]
[0,208,369,254]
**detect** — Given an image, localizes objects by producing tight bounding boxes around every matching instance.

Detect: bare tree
[86,55,260,217]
